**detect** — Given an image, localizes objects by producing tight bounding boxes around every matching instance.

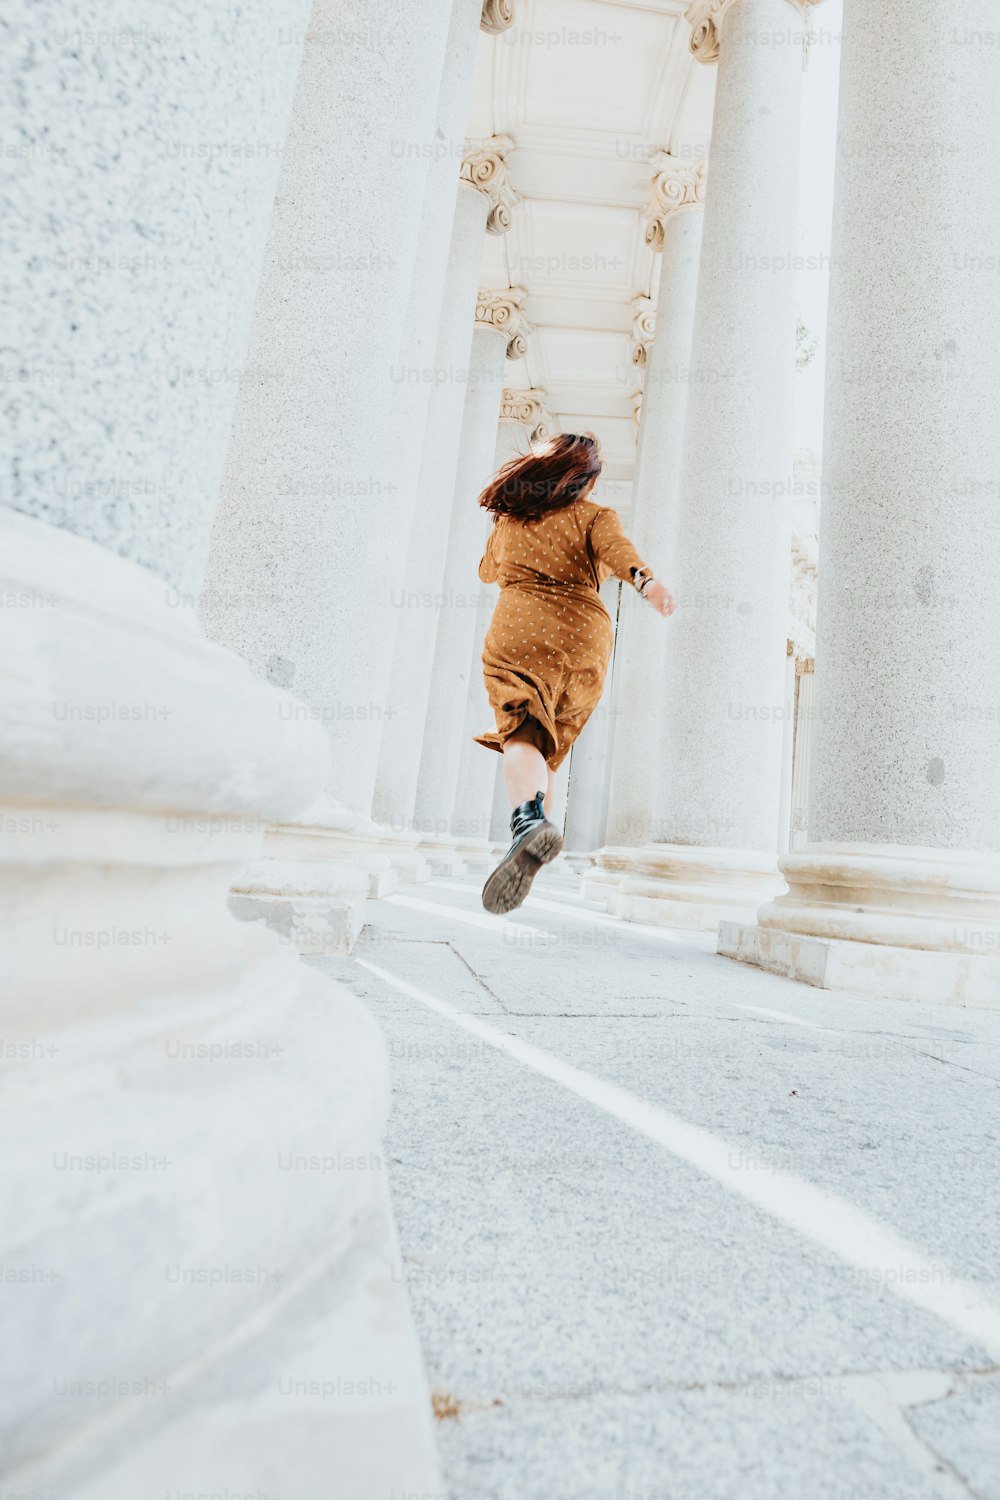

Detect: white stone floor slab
[314,869,1000,1500]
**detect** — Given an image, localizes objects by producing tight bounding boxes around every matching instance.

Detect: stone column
[563,585,621,859]
[452,390,556,850]
[775,643,798,852]
[200,14,499,913]
[604,154,706,850]
[779,536,819,852]
[789,659,814,850]
[371,20,503,887]
[412,293,531,863]
[372,141,517,846]
[721,0,1000,1006]
[547,758,572,838]
[200,0,460,821]
[0,5,437,1491]
[612,0,815,930]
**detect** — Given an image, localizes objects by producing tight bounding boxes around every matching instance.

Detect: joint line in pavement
[358,956,1000,1362]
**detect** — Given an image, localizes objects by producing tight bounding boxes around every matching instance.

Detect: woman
[474,432,674,914]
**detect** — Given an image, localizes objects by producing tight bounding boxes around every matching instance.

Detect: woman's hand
[642,580,675,617]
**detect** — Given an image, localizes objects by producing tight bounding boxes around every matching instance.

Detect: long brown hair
[478,433,602,524]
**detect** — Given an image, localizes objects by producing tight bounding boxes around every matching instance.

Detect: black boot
[481,791,563,915]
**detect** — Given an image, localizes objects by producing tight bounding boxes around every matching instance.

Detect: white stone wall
[0,4,440,1490]
[0,0,308,595]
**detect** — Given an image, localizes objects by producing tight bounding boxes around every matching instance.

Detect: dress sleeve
[478,524,499,583]
[588,506,650,584]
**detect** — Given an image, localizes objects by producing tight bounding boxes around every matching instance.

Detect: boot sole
[481,823,564,915]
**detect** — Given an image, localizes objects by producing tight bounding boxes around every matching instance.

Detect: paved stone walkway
[318,869,1000,1500]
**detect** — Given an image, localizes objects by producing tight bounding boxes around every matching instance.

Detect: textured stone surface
[1,5,439,1487]
[376,0,485,822]
[910,1377,1000,1500]
[452,419,523,844]
[58,1184,440,1500]
[0,0,311,594]
[374,181,491,834]
[606,202,704,848]
[562,578,621,854]
[200,0,456,816]
[811,0,1000,852]
[0,511,437,1491]
[0,508,329,818]
[320,872,1000,1498]
[720,915,1000,1008]
[658,0,803,854]
[412,323,509,840]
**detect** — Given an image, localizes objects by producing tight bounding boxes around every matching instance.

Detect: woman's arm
[588,505,647,582]
[589,507,675,616]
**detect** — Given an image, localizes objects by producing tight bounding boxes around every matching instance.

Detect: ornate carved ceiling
[470,0,716,479]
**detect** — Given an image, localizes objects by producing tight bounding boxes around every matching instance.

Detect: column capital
[630,294,656,369]
[499,388,555,441]
[461,135,517,235]
[481,0,514,34]
[644,153,706,250]
[476,288,531,359]
[686,0,822,63]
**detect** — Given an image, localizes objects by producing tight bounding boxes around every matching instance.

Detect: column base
[414,837,470,877]
[721,842,1000,1006]
[372,828,433,884]
[230,860,368,957]
[23,1150,439,1500]
[719,921,1000,1007]
[450,834,496,875]
[579,846,636,905]
[607,845,785,931]
[414,834,497,877]
[264,812,400,901]
[0,510,438,1487]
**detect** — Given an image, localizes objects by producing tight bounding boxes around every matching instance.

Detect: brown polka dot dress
[474,499,650,771]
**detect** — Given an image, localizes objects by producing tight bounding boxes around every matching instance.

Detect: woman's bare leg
[485,734,563,914]
[502,734,549,808]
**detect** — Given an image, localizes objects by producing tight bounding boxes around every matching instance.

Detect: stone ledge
[230,859,368,957]
[262,825,399,902]
[718,921,1000,1009]
[605,844,785,932]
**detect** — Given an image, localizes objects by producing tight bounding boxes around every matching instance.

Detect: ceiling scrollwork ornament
[684,0,736,63]
[644,153,706,250]
[686,0,821,63]
[461,134,517,235]
[481,0,514,34]
[629,294,657,369]
[476,288,532,359]
[500,388,555,442]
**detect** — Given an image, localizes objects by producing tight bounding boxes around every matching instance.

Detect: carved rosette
[629,294,656,369]
[460,135,517,235]
[686,0,821,62]
[644,153,706,250]
[481,0,514,33]
[500,388,555,442]
[476,288,531,359]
